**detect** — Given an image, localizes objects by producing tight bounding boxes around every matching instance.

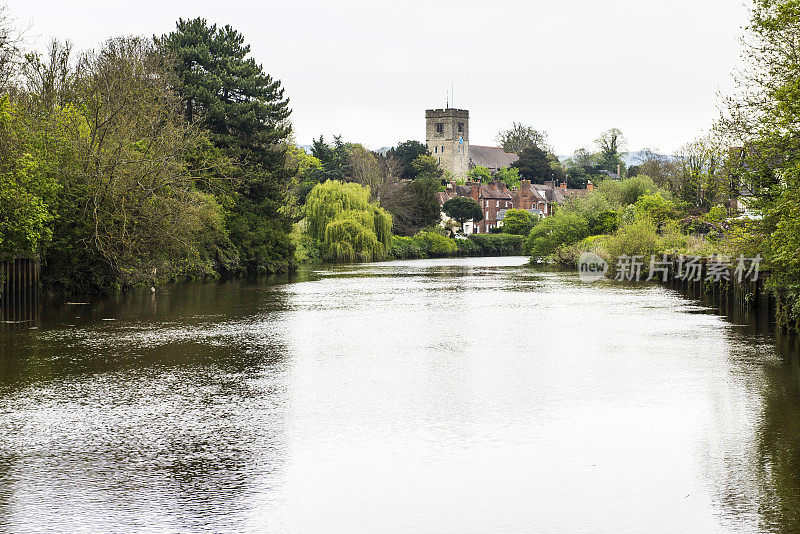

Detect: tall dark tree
[310,135,350,182]
[442,197,483,234]
[381,178,441,236]
[386,140,429,179]
[159,18,293,274]
[595,128,627,174]
[496,122,549,154]
[512,146,555,184]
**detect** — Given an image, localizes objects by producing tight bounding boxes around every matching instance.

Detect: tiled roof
[479,182,512,200]
[436,191,453,205]
[469,145,519,170]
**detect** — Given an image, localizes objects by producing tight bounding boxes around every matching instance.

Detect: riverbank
[295,231,525,264]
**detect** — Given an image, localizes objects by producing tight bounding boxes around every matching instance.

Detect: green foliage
[769,177,800,284]
[310,135,350,182]
[228,211,293,273]
[468,165,492,182]
[442,196,483,233]
[304,180,392,263]
[618,174,659,205]
[305,180,372,240]
[413,231,457,257]
[386,140,429,180]
[390,235,424,259]
[595,128,627,174]
[496,166,521,189]
[0,97,60,256]
[383,177,442,236]
[604,218,662,261]
[591,211,620,236]
[706,204,726,225]
[634,193,675,225]
[411,154,443,182]
[526,211,589,257]
[469,233,525,256]
[496,122,548,154]
[512,146,557,184]
[160,18,293,275]
[501,209,535,236]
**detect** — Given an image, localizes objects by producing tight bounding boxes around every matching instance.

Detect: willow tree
[304,180,392,262]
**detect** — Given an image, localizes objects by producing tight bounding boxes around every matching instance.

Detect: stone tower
[425,108,469,179]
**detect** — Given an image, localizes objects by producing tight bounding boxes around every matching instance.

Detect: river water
[1,256,799,533]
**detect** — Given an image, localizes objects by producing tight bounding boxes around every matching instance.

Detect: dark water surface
[1,256,800,533]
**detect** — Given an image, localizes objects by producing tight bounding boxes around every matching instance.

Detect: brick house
[438,181,513,234]
[511,180,550,216]
[438,179,593,234]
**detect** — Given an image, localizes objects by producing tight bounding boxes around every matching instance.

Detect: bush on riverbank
[387,233,524,260]
[468,234,525,256]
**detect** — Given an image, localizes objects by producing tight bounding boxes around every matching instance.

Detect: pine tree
[159,18,294,273]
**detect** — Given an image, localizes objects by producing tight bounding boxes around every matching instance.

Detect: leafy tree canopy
[442,196,483,233]
[386,140,429,179]
[496,122,549,154]
[512,146,557,184]
[501,209,535,236]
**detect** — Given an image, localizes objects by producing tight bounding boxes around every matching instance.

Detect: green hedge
[390,233,524,260]
[390,235,425,259]
[467,234,525,256]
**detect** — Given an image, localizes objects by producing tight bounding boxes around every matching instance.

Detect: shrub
[635,193,675,226]
[414,231,457,257]
[502,209,535,236]
[390,235,424,259]
[455,238,479,256]
[526,211,589,257]
[470,233,525,255]
[605,218,662,261]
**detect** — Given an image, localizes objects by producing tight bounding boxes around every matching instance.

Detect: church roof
[469,145,519,170]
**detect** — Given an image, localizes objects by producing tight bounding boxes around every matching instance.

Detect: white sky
[6,0,750,156]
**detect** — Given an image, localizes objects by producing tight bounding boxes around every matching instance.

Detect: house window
[458,122,464,133]
[496,200,499,207]
[435,123,444,135]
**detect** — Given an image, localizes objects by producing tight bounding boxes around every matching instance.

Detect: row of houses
[436,179,593,234]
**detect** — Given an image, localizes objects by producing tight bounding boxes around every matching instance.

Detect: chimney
[470,183,480,202]
[560,182,567,190]
[522,180,531,194]
[586,180,594,192]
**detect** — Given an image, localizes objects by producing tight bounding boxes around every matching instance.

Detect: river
[1,256,799,533]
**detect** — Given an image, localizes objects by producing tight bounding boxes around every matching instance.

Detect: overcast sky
[7,0,750,156]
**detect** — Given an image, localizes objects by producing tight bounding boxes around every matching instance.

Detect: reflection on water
[0,257,799,533]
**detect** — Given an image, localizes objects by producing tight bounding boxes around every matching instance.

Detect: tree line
[0,10,456,294]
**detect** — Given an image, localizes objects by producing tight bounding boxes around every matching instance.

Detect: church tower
[425,108,469,179]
